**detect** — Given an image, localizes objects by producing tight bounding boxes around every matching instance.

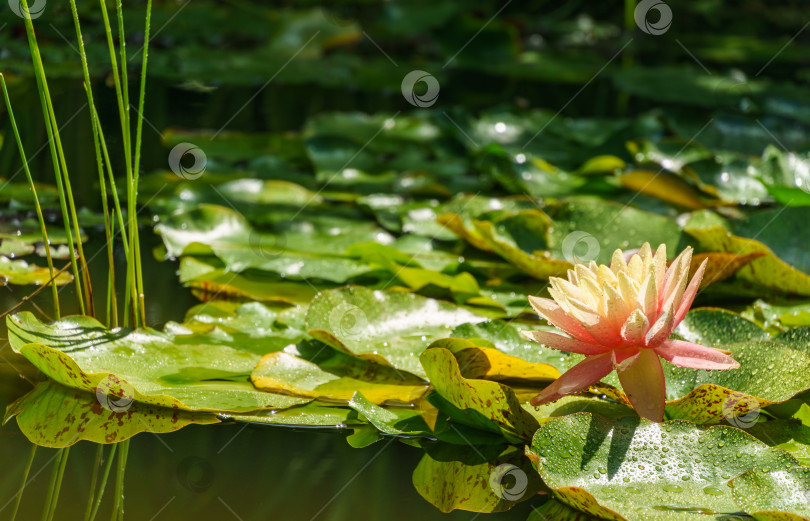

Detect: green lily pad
[5,381,218,448]
[664,310,810,424]
[155,204,383,282]
[747,299,810,330]
[178,256,330,304]
[419,347,539,443]
[746,420,810,466]
[0,238,35,257]
[685,209,810,296]
[226,402,359,428]
[305,286,486,378]
[731,467,810,520]
[164,299,305,355]
[451,320,579,370]
[347,391,432,437]
[527,413,803,521]
[545,199,685,266]
[6,312,309,413]
[438,208,573,279]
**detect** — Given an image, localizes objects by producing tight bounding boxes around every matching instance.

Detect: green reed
[4,0,156,518]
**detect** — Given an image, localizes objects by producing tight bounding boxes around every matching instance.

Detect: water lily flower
[522,243,739,422]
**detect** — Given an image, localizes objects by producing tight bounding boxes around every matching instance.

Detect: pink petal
[521,330,609,355]
[673,258,707,326]
[580,313,624,347]
[654,339,740,370]
[617,348,666,422]
[529,352,614,406]
[528,296,596,344]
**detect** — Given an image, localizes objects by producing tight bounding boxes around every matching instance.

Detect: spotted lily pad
[412,444,542,513]
[664,310,810,424]
[6,312,309,413]
[5,381,218,448]
[526,413,803,521]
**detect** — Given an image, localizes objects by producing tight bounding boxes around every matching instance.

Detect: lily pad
[419,347,539,443]
[5,381,218,448]
[731,467,810,520]
[305,286,487,378]
[347,391,432,437]
[665,310,810,424]
[6,313,309,412]
[684,210,810,295]
[526,413,803,521]
[155,204,384,282]
[251,346,429,405]
[0,256,73,286]
[545,199,685,266]
[412,444,542,513]
[178,256,329,304]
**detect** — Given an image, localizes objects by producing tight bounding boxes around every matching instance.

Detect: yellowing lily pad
[412,444,542,513]
[685,210,810,295]
[251,350,428,404]
[420,347,539,443]
[0,256,72,286]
